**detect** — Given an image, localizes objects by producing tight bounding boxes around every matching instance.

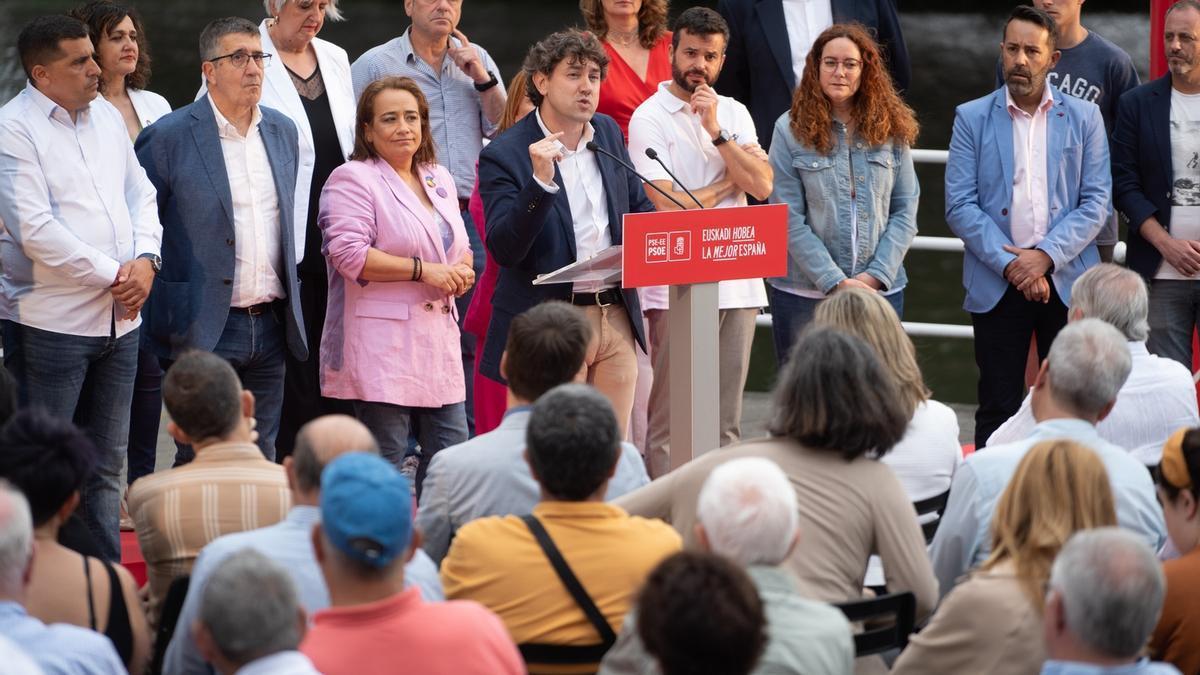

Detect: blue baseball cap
[319,452,412,568]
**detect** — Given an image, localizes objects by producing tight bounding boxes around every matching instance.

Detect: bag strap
[521,514,617,647]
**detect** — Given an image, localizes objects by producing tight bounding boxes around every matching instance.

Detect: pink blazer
[318,158,469,407]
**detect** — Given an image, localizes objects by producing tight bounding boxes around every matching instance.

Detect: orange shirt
[597,33,673,141]
[1150,548,1200,674]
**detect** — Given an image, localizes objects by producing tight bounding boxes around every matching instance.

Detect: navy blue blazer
[134,95,307,362]
[477,112,653,383]
[716,0,911,151]
[1112,75,1174,281]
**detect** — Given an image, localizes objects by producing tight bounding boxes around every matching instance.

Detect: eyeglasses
[820,58,862,73]
[208,51,273,69]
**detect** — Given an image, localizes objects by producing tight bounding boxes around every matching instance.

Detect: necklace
[608,26,639,48]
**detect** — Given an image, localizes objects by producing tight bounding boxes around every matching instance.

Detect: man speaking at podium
[628,7,772,478]
[479,29,655,437]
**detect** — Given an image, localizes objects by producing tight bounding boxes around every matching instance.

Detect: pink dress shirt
[1006,86,1055,248]
[318,158,469,408]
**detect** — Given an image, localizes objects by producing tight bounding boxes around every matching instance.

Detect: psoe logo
[669,231,691,262]
[645,232,669,263]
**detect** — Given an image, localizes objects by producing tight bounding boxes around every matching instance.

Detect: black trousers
[970,282,1068,449]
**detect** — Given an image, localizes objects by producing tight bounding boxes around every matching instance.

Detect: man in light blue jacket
[946,5,1110,448]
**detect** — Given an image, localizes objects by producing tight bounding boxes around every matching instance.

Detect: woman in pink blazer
[319,77,475,492]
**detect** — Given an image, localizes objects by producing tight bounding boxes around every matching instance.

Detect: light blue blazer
[945,86,1110,314]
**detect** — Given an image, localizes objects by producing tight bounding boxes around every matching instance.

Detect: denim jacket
[767,113,920,294]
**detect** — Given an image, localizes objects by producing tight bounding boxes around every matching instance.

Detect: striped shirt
[351,29,504,198]
[127,441,291,627]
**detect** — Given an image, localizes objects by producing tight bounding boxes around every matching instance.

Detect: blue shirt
[0,601,125,675]
[929,418,1166,597]
[351,29,504,198]
[163,505,444,675]
[1042,659,1181,675]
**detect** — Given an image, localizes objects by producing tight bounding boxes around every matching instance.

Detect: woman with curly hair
[580,0,672,139]
[766,23,920,364]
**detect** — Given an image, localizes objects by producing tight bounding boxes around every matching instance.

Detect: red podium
[622,203,787,469]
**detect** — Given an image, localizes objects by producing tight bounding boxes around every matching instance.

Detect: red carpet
[120,531,146,587]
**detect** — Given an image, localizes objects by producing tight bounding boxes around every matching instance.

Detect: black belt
[229,300,280,316]
[570,289,623,307]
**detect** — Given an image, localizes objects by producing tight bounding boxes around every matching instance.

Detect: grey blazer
[135,95,306,361]
[416,408,652,563]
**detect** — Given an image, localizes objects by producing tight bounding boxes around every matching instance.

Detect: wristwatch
[137,252,162,274]
[712,129,731,147]
[474,71,499,93]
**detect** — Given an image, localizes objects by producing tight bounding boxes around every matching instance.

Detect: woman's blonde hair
[983,440,1117,610]
[812,288,928,420]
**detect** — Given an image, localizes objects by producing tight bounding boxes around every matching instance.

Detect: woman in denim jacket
[766,23,920,364]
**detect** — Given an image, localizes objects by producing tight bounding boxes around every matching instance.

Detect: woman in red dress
[580,0,672,140]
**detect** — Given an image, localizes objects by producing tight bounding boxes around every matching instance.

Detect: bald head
[291,415,378,495]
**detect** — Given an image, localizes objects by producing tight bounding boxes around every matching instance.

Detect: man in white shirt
[0,15,161,563]
[988,264,1199,464]
[136,17,306,464]
[627,7,773,477]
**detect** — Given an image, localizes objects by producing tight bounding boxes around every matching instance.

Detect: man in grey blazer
[136,17,305,463]
[416,301,650,564]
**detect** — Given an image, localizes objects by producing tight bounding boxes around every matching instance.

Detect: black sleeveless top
[85,555,134,665]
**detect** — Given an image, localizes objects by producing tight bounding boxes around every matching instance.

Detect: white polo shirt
[627,81,767,311]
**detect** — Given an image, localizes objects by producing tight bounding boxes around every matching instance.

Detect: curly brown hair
[789,23,918,156]
[69,1,152,93]
[579,0,669,50]
[350,77,438,169]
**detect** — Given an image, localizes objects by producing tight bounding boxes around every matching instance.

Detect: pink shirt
[1006,86,1055,248]
[301,588,524,675]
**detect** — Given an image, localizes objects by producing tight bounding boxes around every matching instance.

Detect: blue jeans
[768,285,905,368]
[353,400,467,498]
[2,320,138,562]
[168,305,287,464]
[127,348,162,484]
[455,207,485,437]
[1146,279,1200,369]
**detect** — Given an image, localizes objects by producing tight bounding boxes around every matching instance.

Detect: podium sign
[621,203,788,289]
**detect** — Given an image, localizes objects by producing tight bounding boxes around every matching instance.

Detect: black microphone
[645,147,704,209]
[585,141,688,210]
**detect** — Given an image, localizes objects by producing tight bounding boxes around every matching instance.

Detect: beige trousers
[580,305,639,439]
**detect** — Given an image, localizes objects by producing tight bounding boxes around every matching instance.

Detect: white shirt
[236,651,321,675]
[532,109,612,293]
[1160,88,1200,279]
[0,83,161,337]
[628,82,768,311]
[1006,85,1054,248]
[781,0,834,87]
[209,98,285,307]
[987,341,1199,464]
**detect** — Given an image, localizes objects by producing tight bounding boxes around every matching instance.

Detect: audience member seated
[0,410,150,674]
[617,327,938,621]
[930,319,1165,597]
[165,415,443,674]
[812,287,961,586]
[636,552,767,675]
[441,384,682,673]
[127,351,291,627]
[1044,528,1180,675]
[892,440,1119,673]
[600,457,854,675]
[193,549,319,675]
[1149,428,1200,673]
[988,264,1199,464]
[0,482,125,674]
[418,301,650,564]
[301,453,524,674]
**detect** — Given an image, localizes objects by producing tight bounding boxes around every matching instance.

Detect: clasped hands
[1003,245,1052,303]
[111,258,154,320]
[423,251,475,298]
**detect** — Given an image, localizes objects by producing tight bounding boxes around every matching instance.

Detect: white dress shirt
[1006,85,1054,248]
[988,341,1200,464]
[209,98,285,307]
[531,109,612,293]
[236,651,320,675]
[781,0,834,87]
[628,82,768,311]
[0,83,161,337]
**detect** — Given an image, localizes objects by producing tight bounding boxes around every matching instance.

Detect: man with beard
[626,7,772,478]
[1113,0,1200,372]
[478,29,655,438]
[945,4,1110,448]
